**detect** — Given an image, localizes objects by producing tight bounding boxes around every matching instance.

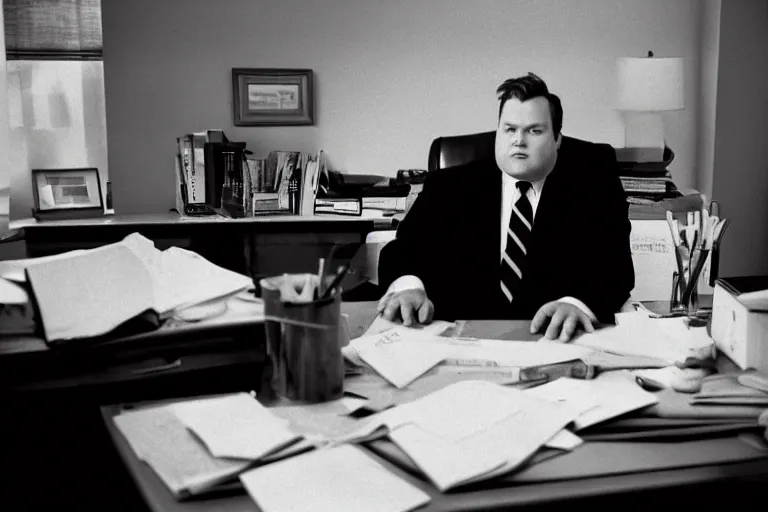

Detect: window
[3,0,108,222]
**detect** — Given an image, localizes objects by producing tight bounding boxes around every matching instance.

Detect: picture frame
[232,68,314,126]
[32,167,103,213]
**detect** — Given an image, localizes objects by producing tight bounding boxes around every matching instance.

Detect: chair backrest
[427,130,496,172]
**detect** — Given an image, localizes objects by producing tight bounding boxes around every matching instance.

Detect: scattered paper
[389,423,506,491]
[173,393,300,460]
[346,325,596,389]
[525,372,659,430]
[114,405,251,497]
[544,429,583,451]
[338,381,578,486]
[240,444,430,512]
[572,317,715,365]
[353,329,449,388]
[362,314,454,337]
[269,397,372,444]
[121,233,253,314]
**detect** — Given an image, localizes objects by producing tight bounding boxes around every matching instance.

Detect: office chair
[427,130,496,172]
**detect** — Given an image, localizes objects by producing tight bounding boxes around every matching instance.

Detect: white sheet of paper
[389,423,506,491]
[114,405,250,496]
[354,329,449,388]
[629,219,678,301]
[173,393,299,460]
[240,444,430,512]
[460,391,579,482]
[525,372,659,430]
[383,380,523,443]
[544,429,583,451]
[121,234,253,315]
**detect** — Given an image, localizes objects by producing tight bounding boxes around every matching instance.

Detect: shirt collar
[500,171,547,198]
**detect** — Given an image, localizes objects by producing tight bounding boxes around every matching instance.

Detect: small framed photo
[32,168,103,212]
[232,68,314,126]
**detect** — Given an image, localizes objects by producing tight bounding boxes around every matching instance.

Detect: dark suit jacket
[378,136,634,323]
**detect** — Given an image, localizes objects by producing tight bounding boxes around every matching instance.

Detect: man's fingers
[381,298,401,321]
[544,309,567,340]
[531,302,556,333]
[400,300,416,326]
[580,314,595,333]
[559,315,579,342]
[418,299,434,324]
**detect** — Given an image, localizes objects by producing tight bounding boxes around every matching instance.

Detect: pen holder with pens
[666,204,730,320]
[259,273,344,404]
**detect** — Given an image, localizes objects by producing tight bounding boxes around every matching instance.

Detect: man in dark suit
[377,73,634,341]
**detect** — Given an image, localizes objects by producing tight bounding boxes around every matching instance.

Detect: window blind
[3,0,102,60]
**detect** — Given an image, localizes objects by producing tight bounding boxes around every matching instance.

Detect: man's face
[494,97,561,181]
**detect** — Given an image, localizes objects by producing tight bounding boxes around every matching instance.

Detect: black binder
[204,141,247,208]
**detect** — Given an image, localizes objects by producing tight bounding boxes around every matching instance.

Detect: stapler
[519,359,597,383]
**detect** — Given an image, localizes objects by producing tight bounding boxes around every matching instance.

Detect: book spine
[189,133,207,204]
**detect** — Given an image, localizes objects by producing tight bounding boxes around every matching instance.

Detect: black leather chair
[427,130,496,172]
[428,130,678,174]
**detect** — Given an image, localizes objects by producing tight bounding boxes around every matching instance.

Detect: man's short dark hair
[496,73,563,139]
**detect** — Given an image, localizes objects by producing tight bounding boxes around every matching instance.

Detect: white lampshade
[616,56,684,111]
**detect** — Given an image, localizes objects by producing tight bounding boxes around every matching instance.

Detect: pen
[316,257,326,299]
[320,263,351,300]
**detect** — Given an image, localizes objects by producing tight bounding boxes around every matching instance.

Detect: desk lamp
[616,51,684,162]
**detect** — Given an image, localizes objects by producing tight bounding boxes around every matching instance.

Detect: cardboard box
[710,276,768,371]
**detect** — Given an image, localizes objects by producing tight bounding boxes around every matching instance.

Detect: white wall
[103,0,702,214]
[696,0,721,201]
[711,0,768,278]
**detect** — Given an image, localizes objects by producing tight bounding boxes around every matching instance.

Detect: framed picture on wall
[32,167,103,215]
[232,68,314,126]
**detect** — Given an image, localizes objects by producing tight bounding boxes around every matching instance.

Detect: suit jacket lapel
[476,161,502,259]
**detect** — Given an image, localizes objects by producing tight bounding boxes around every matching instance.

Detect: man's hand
[377,289,434,327]
[531,301,595,342]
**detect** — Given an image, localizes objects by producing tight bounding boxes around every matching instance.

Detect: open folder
[23,233,254,345]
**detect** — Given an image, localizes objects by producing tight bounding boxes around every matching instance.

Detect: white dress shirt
[384,171,597,322]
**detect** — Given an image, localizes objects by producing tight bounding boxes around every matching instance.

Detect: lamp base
[623,112,665,162]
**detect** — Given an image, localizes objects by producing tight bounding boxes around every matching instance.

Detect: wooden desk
[100,302,768,511]
[9,213,377,287]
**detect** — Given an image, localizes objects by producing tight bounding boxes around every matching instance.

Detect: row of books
[174,131,422,219]
[174,130,327,218]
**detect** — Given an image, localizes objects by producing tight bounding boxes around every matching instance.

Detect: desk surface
[9,212,392,230]
[101,301,768,511]
[10,212,381,230]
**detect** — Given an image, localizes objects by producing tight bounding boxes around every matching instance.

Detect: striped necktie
[500,181,533,303]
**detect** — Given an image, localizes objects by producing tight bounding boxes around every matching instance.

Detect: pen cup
[259,274,344,403]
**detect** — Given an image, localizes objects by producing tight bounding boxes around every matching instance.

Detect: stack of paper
[240,445,430,512]
[572,312,715,365]
[344,325,596,389]
[113,393,307,498]
[22,233,254,343]
[338,380,579,490]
